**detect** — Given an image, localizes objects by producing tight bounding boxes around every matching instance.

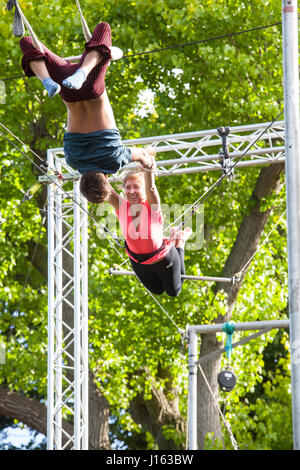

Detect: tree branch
[0,386,73,446]
[197,162,285,449]
[216,162,285,314]
[130,368,186,450]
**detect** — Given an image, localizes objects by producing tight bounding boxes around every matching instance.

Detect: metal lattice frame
[42,120,286,450]
[46,151,88,450]
[122,120,285,177]
[40,120,285,186]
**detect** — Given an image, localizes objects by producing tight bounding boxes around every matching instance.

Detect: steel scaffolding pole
[282,0,300,450]
[187,329,198,451]
[46,150,89,450]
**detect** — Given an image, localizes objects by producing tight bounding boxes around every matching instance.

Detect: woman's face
[124,176,146,204]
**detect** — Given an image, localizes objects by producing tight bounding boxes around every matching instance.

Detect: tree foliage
[0,0,292,450]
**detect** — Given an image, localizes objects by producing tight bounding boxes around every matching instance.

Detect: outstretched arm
[143,170,161,208]
[106,182,121,212]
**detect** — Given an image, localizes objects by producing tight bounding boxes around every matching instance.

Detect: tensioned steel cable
[123,21,282,59]
[0,127,185,335]
[164,109,284,238]
[0,127,125,255]
[0,21,282,82]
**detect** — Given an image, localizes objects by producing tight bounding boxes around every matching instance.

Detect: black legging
[130,246,185,297]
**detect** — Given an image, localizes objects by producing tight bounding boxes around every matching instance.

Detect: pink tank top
[116,198,171,264]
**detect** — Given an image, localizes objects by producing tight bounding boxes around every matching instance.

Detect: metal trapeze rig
[40,119,288,450]
[9,0,300,453]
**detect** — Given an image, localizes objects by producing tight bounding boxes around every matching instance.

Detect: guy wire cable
[1,20,283,82]
[0,124,185,335]
[164,109,284,235]
[0,126,125,255]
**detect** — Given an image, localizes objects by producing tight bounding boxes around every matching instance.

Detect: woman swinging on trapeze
[16,15,156,202]
[96,168,192,297]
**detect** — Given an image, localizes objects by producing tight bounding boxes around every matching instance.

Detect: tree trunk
[197,334,224,448]
[130,368,186,450]
[197,162,285,449]
[88,370,111,450]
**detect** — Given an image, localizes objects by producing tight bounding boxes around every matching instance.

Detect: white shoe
[110,46,123,61]
[170,226,192,243]
[179,227,193,243]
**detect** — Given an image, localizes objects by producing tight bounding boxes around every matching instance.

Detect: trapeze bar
[108,268,233,283]
[63,55,81,61]
[187,319,290,336]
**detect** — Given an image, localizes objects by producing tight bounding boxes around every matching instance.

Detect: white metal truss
[42,120,286,450]
[122,120,285,177]
[46,150,88,450]
[40,120,285,186]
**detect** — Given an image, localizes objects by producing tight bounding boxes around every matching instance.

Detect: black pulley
[217,369,236,392]
[40,159,49,172]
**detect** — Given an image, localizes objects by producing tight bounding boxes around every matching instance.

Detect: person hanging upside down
[94,165,192,297]
[19,22,155,202]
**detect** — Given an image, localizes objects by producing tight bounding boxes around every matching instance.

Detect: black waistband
[125,240,166,263]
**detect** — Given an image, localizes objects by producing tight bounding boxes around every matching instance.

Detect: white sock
[62,69,87,90]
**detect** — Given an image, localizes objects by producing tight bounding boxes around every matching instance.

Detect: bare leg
[80,50,103,75]
[28,59,61,97]
[63,49,103,90]
[28,59,50,80]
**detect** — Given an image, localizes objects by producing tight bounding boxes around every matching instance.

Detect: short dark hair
[80,171,111,204]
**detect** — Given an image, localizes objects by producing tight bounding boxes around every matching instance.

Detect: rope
[75,0,92,42]
[7,0,44,52]
[0,122,184,337]
[222,321,235,364]
[197,363,239,450]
